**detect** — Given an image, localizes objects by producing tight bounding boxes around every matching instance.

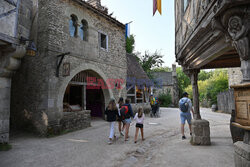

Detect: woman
[105,99,118,144]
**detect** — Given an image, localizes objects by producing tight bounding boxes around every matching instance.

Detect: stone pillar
[187,69,211,145]
[0,77,11,144]
[234,131,250,167]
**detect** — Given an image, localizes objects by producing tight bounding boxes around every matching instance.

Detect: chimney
[87,0,108,14]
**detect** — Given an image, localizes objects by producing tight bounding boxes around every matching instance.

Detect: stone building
[0,0,34,143]
[175,0,250,166]
[10,0,127,135]
[151,64,179,106]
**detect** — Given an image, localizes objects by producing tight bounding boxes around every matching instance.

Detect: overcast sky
[101,0,176,68]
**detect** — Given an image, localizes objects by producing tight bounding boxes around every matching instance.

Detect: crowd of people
[104,97,145,144]
[104,92,194,144]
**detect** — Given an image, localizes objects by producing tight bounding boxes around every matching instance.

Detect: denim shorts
[180,112,192,124]
[123,118,131,124]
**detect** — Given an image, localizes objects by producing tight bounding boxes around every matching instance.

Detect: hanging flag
[125,23,130,39]
[153,0,162,16]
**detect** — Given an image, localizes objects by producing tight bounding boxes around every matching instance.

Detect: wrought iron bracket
[56,52,70,77]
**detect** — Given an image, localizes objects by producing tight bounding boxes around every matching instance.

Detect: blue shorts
[123,118,131,124]
[180,112,192,124]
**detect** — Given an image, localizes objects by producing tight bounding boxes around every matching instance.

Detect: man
[179,92,194,140]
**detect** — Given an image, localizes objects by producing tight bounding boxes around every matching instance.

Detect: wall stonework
[11,0,126,135]
[228,68,243,86]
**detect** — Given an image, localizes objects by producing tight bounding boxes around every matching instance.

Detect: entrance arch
[58,63,114,118]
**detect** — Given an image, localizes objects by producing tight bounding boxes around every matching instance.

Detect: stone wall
[228,68,243,87]
[0,0,33,143]
[11,0,126,135]
[217,89,235,114]
[60,110,91,132]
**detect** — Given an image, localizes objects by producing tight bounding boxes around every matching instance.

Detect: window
[79,19,88,41]
[99,32,108,50]
[183,0,189,12]
[69,14,78,37]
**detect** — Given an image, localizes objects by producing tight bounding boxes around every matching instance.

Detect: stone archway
[57,63,114,118]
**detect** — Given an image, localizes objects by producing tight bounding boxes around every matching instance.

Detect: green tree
[176,67,190,97]
[126,35,135,54]
[198,70,212,81]
[137,51,164,78]
[206,69,228,105]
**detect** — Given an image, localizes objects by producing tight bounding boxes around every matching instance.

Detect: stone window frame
[98,31,108,51]
[79,19,88,41]
[69,14,78,38]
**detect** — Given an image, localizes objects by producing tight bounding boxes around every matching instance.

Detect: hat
[183,92,189,96]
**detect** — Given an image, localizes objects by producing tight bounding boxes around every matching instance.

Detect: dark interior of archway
[86,87,104,118]
[63,70,105,118]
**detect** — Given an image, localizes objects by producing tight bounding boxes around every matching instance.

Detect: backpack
[179,98,189,112]
[150,97,155,105]
[120,105,129,120]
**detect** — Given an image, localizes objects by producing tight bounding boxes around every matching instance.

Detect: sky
[101,0,176,68]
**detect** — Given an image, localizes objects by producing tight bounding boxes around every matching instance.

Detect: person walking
[134,106,145,143]
[116,97,125,136]
[179,92,194,140]
[105,99,118,144]
[120,98,134,141]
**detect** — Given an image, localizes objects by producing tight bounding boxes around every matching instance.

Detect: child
[105,99,118,144]
[134,106,145,143]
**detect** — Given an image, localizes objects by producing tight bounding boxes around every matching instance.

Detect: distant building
[151,64,179,106]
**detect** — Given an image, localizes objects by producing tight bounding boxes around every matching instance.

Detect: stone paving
[0,108,234,167]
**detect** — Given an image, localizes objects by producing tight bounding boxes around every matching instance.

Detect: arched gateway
[63,70,110,118]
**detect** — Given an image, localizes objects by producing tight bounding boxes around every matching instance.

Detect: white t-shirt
[134,113,145,124]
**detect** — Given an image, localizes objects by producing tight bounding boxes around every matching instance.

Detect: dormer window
[69,14,78,37]
[79,19,88,41]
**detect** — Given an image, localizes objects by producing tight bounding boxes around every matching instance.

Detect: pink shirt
[134,113,145,124]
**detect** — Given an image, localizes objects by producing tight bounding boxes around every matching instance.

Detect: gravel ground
[0,108,234,167]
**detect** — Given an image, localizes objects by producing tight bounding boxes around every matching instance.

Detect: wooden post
[190,69,201,120]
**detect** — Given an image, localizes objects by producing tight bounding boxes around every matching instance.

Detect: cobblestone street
[0,108,234,167]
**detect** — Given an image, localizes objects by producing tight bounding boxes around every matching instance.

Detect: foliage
[158,90,172,107]
[136,51,164,79]
[126,35,135,54]
[206,69,228,105]
[176,67,190,97]
[198,70,212,81]
[151,66,172,72]
[184,69,228,106]
[0,143,12,151]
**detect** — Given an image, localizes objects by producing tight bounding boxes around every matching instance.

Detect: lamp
[20,36,37,56]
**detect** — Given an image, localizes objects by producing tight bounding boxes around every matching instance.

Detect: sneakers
[182,136,186,140]
[190,133,192,136]
[108,138,112,145]
[120,131,124,136]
